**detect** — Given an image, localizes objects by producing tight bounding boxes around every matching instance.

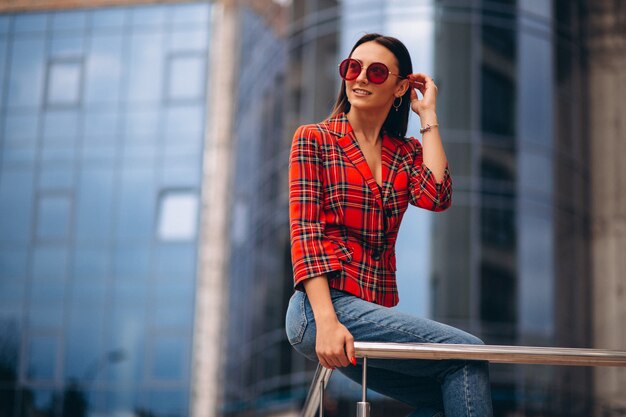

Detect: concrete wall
[587,0,626,413]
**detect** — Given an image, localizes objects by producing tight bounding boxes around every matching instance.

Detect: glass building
[0,0,609,416]
[227,0,593,416]
[0,3,211,416]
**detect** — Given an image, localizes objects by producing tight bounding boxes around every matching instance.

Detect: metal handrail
[300,342,626,417]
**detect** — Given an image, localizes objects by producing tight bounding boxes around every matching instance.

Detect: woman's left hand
[408,73,438,117]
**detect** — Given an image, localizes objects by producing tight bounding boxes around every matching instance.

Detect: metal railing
[301,341,626,417]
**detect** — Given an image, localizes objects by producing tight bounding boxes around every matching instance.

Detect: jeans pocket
[285,291,308,346]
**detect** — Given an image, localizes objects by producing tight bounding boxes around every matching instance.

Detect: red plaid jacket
[289,112,452,307]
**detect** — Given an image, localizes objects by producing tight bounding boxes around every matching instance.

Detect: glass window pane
[153,304,193,329]
[143,389,187,417]
[14,14,48,33]
[130,5,166,27]
[0,169,35,244]
[168,29,208,52]
[43,110,79,144]
[154,243,196,279]
[27,335,59,381]
[50,34,85,58]
[113,245,150,280]
[127,33,164,103]
[116,168,156,241]
[75,168,115,241]
[164,105,203,140]
[106,306,144,383]
[32,245,67,281]
[149,336,187,381]
[83,109,119,139]
[73,247,109,282]
[157,191,198,241]
[167,54,205,101]
[39,164,75,189]
[171,3,210,25]
[51,11,87,32]
[46,60,82,106]
[124,108,159,138]
[8,37,46,109]
[3,111,39,146]
[64,307,104,380]
[36,194,71,241]
[91,9,127,30]
[28,299,64,329]
[0,16,9,34]
[84,34,123,105]
[0,248,27,304]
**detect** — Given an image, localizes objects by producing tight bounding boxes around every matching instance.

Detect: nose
[355,64,368,84]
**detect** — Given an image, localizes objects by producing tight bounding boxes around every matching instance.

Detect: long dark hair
[330,33,413,138]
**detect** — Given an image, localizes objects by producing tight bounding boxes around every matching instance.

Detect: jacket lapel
[380,132,404,204]
[323,113,405,208]
[336,132,383,208]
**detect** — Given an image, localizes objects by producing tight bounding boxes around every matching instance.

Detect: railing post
[319,376,324,417]
[356,357,371,417]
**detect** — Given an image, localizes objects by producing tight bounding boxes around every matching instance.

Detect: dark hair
[330,33,413,138]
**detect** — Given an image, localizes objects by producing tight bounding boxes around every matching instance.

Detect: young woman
[286,33,493,417]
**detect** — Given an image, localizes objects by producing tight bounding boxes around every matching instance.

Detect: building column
[587,0,626,413]
[191,1,239,416]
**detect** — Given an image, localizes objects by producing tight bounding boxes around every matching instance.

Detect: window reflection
[157,191,198,241]
[27,336,58,381]
[51,11,87,32]
[8,38,46,109]
[46,60,82,106]
[84,34,123,105]
[154,243,196,280]
[481,65,515,137]
[166,54,205,101]
[150,336,187,381]
[32,245,67,281]
[36,194,71,241]
[14,14,48,33]
[0,169,35,243]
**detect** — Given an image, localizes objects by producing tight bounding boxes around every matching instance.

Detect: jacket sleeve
[408,138,452,212]
[289,125,342,288]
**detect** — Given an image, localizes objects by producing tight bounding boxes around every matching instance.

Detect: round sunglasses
[338,58,405,84]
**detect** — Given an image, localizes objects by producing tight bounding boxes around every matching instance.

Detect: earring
[393,96,402,111]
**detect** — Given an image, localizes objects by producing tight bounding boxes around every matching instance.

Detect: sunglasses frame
[338,58,405,85]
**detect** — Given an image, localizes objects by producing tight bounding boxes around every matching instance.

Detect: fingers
[408,73,438,94]
[316,327,355,369]
[345,333,356,366]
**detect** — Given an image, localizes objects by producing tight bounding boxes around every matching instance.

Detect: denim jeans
[286,288,493,417]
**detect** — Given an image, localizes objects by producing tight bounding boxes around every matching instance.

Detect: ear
[395,79,410,98]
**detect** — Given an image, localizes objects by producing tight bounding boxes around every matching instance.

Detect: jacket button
[372,250,381,260]
[385,208,393,217]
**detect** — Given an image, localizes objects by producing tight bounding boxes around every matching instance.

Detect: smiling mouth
[353,89,372,96]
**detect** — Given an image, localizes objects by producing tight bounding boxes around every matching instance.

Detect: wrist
[419,110,438,125]
[315,311,339,325]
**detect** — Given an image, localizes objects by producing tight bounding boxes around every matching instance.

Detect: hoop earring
[393,96,402,111]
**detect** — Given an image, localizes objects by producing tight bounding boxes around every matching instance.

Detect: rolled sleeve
[289,125,341,288]
[408,140,452,212]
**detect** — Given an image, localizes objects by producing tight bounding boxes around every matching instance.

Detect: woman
[286,33,492,417]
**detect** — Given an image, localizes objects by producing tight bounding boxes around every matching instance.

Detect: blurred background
[0,0,625,416]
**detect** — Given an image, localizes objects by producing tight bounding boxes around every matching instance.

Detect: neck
[346,107,388,143]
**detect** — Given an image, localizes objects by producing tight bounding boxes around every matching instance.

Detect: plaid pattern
[289,113,452,307]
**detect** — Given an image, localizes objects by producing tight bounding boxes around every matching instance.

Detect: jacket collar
[321,112,406,208]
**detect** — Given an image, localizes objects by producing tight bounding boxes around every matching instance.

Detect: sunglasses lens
[339,59,361,81]
[367,63,389,84]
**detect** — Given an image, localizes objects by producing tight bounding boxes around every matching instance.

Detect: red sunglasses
[338,58,405,85]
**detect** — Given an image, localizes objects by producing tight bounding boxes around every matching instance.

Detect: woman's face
[345,41,408,113]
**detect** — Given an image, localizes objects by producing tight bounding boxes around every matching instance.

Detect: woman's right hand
[315,317,356,369]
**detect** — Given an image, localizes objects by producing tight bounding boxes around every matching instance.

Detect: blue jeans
[286,289,493,417]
